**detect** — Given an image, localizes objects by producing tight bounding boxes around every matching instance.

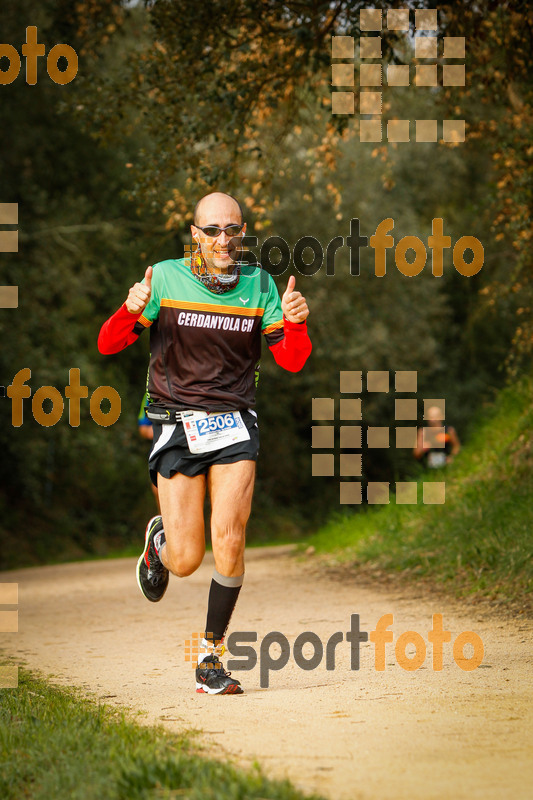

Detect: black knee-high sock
[204,569,244,645]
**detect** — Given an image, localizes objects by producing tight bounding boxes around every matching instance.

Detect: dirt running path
[1,546,532,799]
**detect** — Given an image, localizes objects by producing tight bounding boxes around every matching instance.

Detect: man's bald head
[191,192,246,273]
[193,192,244,227]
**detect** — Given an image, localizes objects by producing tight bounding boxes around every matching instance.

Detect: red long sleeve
[269,317,312,372]
[97,303,141,355]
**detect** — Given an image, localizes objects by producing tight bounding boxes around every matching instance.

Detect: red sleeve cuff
[97,303,141,355]
[268,317,312,372]
[282,316,308,331]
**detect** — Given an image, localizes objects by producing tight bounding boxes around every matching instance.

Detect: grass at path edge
[0,667,324,800]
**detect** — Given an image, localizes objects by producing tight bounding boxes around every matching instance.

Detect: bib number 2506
[182,410,250,454]
[197,413,236,435]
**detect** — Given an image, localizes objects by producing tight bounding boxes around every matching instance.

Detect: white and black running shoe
[196,655,243,695]
[136,516,169,602]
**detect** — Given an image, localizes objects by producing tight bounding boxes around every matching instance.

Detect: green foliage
[0,0,166,567]
[0,669,323,799]
[1,0,530,566]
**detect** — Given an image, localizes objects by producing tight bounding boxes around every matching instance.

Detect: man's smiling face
[191,193,246,273]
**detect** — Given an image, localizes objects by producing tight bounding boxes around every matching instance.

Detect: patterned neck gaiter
[190,246,240,294]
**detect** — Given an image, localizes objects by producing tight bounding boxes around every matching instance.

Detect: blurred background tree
[1,0,530,566]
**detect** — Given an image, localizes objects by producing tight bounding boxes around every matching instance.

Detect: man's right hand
[126,265,152,314]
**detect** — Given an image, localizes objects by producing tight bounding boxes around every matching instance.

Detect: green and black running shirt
[133,259,284,412]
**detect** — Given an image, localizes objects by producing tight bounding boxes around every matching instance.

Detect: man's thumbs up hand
[126,265,153,314]
[281,274,309,323]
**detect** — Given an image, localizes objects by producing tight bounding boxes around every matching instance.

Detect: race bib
[427,451,447,468]
[182,410,250,454]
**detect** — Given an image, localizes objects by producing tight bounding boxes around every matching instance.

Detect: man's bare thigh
[208,460,256,526]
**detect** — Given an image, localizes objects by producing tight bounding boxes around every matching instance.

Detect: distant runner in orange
[413,405,461,468]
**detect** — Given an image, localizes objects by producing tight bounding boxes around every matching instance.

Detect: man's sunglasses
[195,224,244,238]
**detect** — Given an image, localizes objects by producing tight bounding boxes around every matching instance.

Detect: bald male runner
[98,192,311,694]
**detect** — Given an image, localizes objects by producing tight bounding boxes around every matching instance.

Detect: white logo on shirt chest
[239,297,250,304]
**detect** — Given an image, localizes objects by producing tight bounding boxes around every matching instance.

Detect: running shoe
[136,515,169,602]
[195,655,243,695]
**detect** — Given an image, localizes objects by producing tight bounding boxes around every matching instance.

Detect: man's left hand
[282,275,309,323]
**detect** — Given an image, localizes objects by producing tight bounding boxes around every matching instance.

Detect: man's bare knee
[212,524,246,574]
[216,523,245,549]
[162,543,204,577]
[171,558,202,578]
[160,517,205,577]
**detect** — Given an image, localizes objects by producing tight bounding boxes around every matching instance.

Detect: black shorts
[148,409,259,485]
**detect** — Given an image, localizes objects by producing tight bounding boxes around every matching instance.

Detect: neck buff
[190,245,240,294]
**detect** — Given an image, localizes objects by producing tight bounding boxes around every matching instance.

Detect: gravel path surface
[1,546,532,799]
